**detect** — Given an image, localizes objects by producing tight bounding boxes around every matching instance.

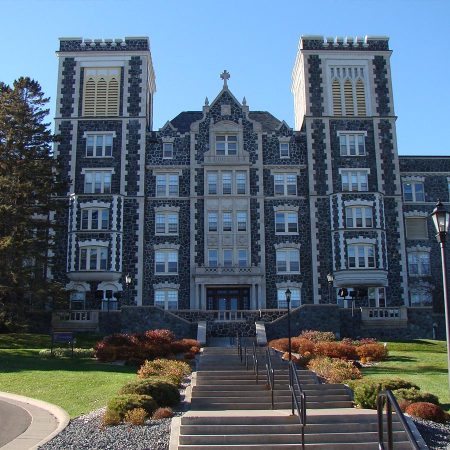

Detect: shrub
[103,333,136,346]
[171,339,200,355]
[106,394,158,420]
[307,357,361,383]
[124,408,147,425]
[393,388,439,406]
[377,378,419,391]
[356,343,388,362]
[39,348,94,358]
[102,409,121,427]
[406,402,447,423]
[299,330,335,342]
[144,329,175,345]
[269,338,289,352]
[291,338,315,355]
[152,407,174,419]
[397,399,412,412]
[119,378,180,406]
[137,358,191,385]
[314,341,358,360]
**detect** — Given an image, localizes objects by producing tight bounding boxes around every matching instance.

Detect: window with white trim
[410,289,432,307]
[339,133,365,156]
[208,211,218,232]
[223,249,233,267]
[274,174,297,196]
[81,208,109,230]
[156,173,179,197]
[347,244,375,268]
[238,249,248,267]
[208,249,218,267]
[405,217,428,240]
[86,134,113,157]
[207,172,218,195]
[408,251,430,276]
[155,289,178,310]
[403,182,425,202]
[277,288,301,308]
[223,212,232,232]
[345,206,373,228]
[236,171,247,194]
[280,142,290,158]
[368,287,386,307]
[276,249,300,273]
[216,135,237,155]
[155,250,178,274]
[163,143,173,159]
[222,172,232,194]
[341,170,368,192]
[275,211,298,234]
[237,211,248,232]
[330,66,367,116]
[84,171,112,194]
[79,246,108,271]
[155,212,178,235]
[83,67,120,117]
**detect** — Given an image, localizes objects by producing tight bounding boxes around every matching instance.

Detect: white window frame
[208,211,218,232]
[83,170,112,194]
[347,244,375,269]
[236,171,247,195]
[405,217,428,240]
[208,249,218,267]
[274,173,297,196]
[410,289,432,307]
[81,208,109,230]
[155,289,178,310]
[223,249,233,268]
[237,248,248,268]
[408,251,431,276]
[85,133,114,157]
[279,142,290,158]
[222,172,232,195]
[163,142,174,159]
[155,250,178,275]
[277,288,301,309]
[403,181,425,202]
[340,169,369,192]
[79,246,108,271]
[345,206,373,228]
[338,132,366,156]
[215,135,238,156]
[222,211,232,232]
[276,248,300,274]
[207,172,218,195]
[156,173,179,197]
[236,211,248,232]
[155,211,179,235]
[275,211,298,234]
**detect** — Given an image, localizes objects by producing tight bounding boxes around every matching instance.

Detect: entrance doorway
[206,287,250,311]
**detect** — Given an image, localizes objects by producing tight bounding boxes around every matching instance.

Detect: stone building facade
[52,35,449,326]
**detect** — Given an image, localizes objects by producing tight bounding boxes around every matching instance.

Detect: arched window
[83,68,120,117]
[332,79,342,116]
[344,79,354,116]
[355,79,366,115]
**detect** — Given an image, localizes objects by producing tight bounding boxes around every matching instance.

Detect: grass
[0,333,136,417]
[362,339,450,410]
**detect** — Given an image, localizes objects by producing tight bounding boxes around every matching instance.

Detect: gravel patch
[413,418,450,450]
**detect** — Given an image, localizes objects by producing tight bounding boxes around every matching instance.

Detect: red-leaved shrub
[299,330,336,342]
[307,357,361,383]
[291,338,315,355]
[269,338,289,352]
[144,329,175,345]
[314,341,358,360]
[405,402,447,423]
[356,343,388,362]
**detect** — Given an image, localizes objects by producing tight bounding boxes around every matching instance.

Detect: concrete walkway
[0,392,69,450]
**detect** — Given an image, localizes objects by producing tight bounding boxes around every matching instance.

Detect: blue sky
[2,0,449,155]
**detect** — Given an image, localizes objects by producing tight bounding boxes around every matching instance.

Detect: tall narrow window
[344,79,354,116]
[83,68,121,117]
[332,79,342,116]
[355,79,366,115]
[207,172,218,195]
[222,172,232,195]
[236,172,247,194]
[223,212,232,232]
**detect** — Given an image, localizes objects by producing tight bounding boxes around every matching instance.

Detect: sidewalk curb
[0,391,70,449]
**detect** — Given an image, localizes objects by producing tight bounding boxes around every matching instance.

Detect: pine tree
[0,77,67,328]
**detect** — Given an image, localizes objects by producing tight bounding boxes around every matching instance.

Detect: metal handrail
[252,342,259,383]
[377,390,421,450]
[244,346,249,370]
[289,360,306,450]
[236,332,242,361]
[265,347,275,409]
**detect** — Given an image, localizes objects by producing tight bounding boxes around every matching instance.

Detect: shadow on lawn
[364,365,448,375]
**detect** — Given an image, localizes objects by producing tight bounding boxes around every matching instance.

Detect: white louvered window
[83,68,120,117]
[330,66,367,116]
[405,217,428,240]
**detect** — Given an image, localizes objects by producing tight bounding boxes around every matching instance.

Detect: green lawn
[362,339,450,410]
[0,333,136,417]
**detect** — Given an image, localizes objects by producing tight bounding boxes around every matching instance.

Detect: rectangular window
[81,208,109,230]
[86,134,113,157]
[223,249,233,267]
[403,182,425,202]
[405,217,428,240]
[348,244,375,268]
[223,211,232,232]
[208,249,218,267]
[280,142,290,158]
[84,171,112,194]
[79,246,108,271]
[156,173,179,197]
[275,211,298,234]
[155,250,178,274]
[208,211,218,232]
[222,172,232,194]
[163,142,173,159]
[155,212,179,235]
[410,290,432,307]
[155,289,178,310]
[345,206,373,228]
[339,133,365,156]
[341,170,368,192]
[274,173,297,196]
[276,249,300,273]
[216,135,238,155]
[237,211,247,232]
[207,172,218,195]
[277,288,301,309]
[83,68,120,117]
[236,171,247,194]
[408,252,431,276]
[238,249,248,267]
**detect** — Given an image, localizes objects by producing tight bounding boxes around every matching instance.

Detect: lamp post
[327,273,334,304]
[285,288,292,361]
[125,274,132,305]
[431,201,450,391]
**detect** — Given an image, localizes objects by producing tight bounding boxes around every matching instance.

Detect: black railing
[265,347,275,409]
[236,332,242,362]
[377,390,421,450]
[252,342,259,383]
[244,345,249,370]
[289,360,306,450]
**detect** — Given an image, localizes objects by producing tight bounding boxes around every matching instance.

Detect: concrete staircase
[171,344,422,449]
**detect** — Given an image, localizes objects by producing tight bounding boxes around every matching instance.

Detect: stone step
[190,400,354,409]
[192,384,346,393]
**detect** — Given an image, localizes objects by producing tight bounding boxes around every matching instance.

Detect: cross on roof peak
[220,70,230,87]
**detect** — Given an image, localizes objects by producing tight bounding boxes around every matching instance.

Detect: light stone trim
[79,200,111,209]
[323,119,333,195]
[375,195,381,229]
[111,231,117,271]
[82,131,117,138]
[136,197,145,306]
[274,242,301,250]
[404,210,429,218]
[346,237,377,245]
[377,230,384,269]
[276,282,303,289]
[153,243,180,250]
[343,199,373,207]
[69,122,78,195]
[339,229,345,270]
[154,205,180,213]
[273,204,300,212]
[402,175,425,183]
[72,64,81,120]
[373,119,384,193]
[121,121,127,195]
[407,245,431,253]
[111,196,118,232]
[81,167,115,174]
[153,282,180,290]
[98,280,122,291]
[78,239,109,247]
